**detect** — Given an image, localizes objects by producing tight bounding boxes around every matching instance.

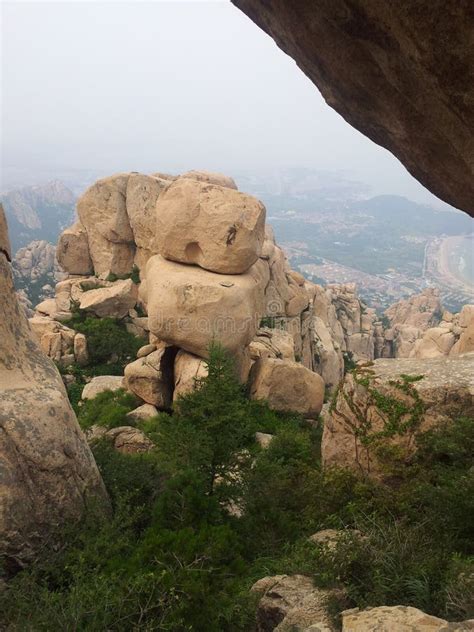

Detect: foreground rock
[341,605,474,631]
[56,222,93,275]
[322,354,474,476]
[249,358,325,418]
[232,1,474,216]
[252,574,342,632]
[154,177,266,274]
[173,350,208,401]
[0,208,107,570]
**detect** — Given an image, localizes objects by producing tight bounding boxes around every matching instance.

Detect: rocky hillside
[12,239,64,305]
[1,180,76,252]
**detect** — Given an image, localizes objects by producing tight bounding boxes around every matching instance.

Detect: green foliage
[106,264,140,284]
[76,389,139,431]
[2,345,473,629]
[343,351,356,372]
[68,315,144,367]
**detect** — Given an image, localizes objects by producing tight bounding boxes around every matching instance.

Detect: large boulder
[231,1,474,217]
[249,358,325,418]
[322,355,474,476]
[410,326,457,358]
[56,221,93,275]
[124,347,176,408]
[154,178,266,274]
[250,328,296,363]
[81,375,124,400]
[384,288,442,331]
[341,605,473,631]
[125,173,168,253]
[79,278,138,318]
[173,349,208,401]
[145,255,269,358]
[0,207,107,570]
[251,574,340,632]
[77,173,136,276]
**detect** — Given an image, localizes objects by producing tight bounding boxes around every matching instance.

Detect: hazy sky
[1,0,447,203]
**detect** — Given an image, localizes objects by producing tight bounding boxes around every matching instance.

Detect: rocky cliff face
[12,239,64,305]
[0,204,107,571]
[231,1,474,217]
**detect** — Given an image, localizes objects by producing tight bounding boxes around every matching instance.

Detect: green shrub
[77,389,139,431]
[70,316,144,367]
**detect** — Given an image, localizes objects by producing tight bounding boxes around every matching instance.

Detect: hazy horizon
[0,1,458,208]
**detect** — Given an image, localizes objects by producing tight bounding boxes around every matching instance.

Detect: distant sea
[447,235,474,287]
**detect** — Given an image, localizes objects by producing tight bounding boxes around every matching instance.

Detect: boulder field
[37,171,473,421]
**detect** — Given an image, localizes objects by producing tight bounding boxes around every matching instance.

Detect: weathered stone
[136,343,156,358]
[232,1,474,216]
[0,202,11,260]
[73,333,88,366]
[255,432,273,449]
[154,178,265,274]
[35,298,58,318]
[145,255,268,358]
[308,529,362,551]
[124,347,175,408]
[251,574,340,632]
[126,173,168,252]
[81,376,124,400]
[250,328,296,363]
[180,169,238,190]
[173,350,208,401]
[103,426,154,454]
[0,211,107,569]
[411,326,457,358]
[322,355,474,476]
[249,358,325,418]
[77,173,135,276]
[56,222,93,275]
[341,605,473,631]
[79,279,138,318]
[125,403,159,423]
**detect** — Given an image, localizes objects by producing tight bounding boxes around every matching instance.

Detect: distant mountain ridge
[1,180,76,252]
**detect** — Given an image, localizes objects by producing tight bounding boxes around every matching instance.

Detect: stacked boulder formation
[49,170,329,417]
[36,170,473,424]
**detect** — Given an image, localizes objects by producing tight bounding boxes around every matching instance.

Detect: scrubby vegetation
[2,346,473,630]
[59,313,145,411]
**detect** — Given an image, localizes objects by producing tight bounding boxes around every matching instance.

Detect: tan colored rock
[79,279,138,318]
[251,574,339,632]
[126,173,168,251]
[0,202,11,260]
[0,208,107,568]
[136,343,156,358]
[35,298,58,318]
[411,326,457,359]
[311,316,344,391]
[125,403,159,423]
[103,426,154,454]
[249,358,325,418]
[231,1,474,216]
[124,347,175,408]
[29,316,76,362]
[81,376,124,400]
[56,222,93,275]
[73,333,88,366]
[322,355,474,476]
[250,328,296,363]
[341,605,473,631]
[173,350,208,401]
[384,288,442,331]
[455,321,474,355]
[255,432,273,449]
[308,529,362,551]
[154,178,265,274]
[77,173,135,276]
[180,169,238,190]
[145,255,268,358]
